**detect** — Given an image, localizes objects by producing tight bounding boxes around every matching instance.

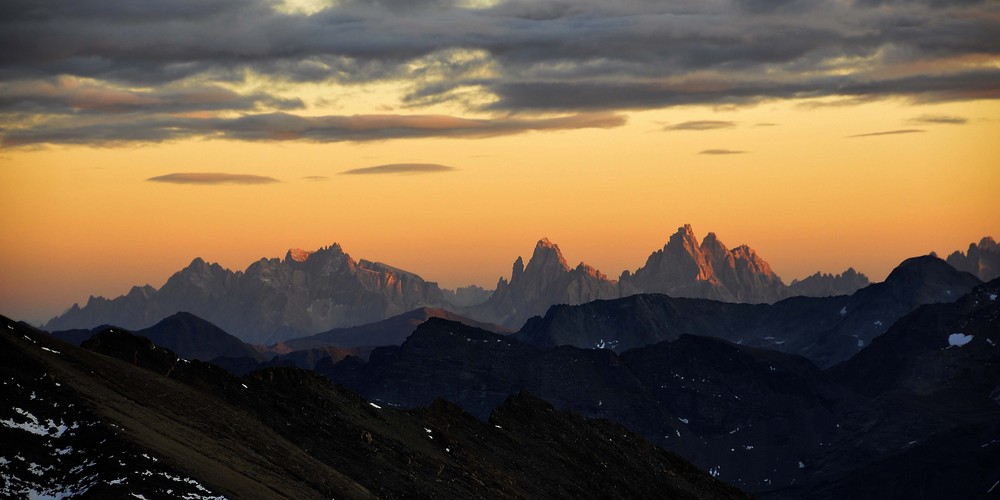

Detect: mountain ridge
[45,226,992,341]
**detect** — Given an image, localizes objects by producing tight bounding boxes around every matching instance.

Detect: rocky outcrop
[621,225,788,303]
[470,239,619,327]
[946,236,1000,281]
[45,244,451,344]
[518,254,982,368]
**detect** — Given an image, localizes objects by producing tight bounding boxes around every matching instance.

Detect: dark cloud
[146,172,279,185]
[0,0,997,141]
[302,175,329,181]
[908,114,968,125]
[699,149,747,155]
[340,163,455,175]
[848,129,926,138]
[0,111,625,147]
[665,121,736,131]
[0,78,301,114]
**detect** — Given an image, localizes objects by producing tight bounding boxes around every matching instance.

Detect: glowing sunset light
[0,0,997,324]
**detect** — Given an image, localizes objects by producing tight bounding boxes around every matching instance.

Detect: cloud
[1,111,625,147]
[699,149,747,155]
[0,77,302,114]
[908,114,968,125]
[340,163,455,175]
[848,129,926,138]
[302,175,329,181]
[146,173,280,185]
[664,121,737,131]
[0,0,997,138]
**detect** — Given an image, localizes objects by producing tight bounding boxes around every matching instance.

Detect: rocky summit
[44,226,883,341]
[44,244,451,344]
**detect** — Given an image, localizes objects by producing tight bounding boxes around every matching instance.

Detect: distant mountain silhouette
[620,225,788,302]
[468,238,620,327]
[946,236,1000,281]
[45,244,452,344]
[58,226,987,341]
[517,255,981,368]
[788,268,869,297]
[275,307,509,352]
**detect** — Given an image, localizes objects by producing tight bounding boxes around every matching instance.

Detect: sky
[1,0,998,324]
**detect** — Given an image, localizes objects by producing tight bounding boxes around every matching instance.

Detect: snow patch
[798,461,805,469]
[857,339,864,348]
[990,293,997,301]
[369,402,381,409]
[594,339,619,350]
[678,418,689,424]
[948,333,974,347]
[840,306,847,316]
[40,347,60,354]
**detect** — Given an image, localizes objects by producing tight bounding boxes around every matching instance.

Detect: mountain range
[1,316,747,499]
[320,277,1000,498]
[45,225,893,343]
[6,243,999,498]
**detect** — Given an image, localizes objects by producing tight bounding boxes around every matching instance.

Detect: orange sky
[1,1,998,324]
[3,97,998,324]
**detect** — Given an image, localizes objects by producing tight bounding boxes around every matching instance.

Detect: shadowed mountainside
[322,283,1000,499]
[516,255,981,368]
[2,315,748,500]
[45,244,452,344]
[946,236,1000,282]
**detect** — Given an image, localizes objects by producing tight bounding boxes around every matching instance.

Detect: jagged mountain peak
[667,224,700,249]
[527,237,570,273]
[285,248,314,263]
[946,235,1000,281]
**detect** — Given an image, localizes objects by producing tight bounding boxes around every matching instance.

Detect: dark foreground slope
[325,305,1000,498]
[1,315,746,500]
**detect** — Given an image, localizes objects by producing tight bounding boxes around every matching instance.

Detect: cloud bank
[699,149,746,155]
[848,129,926,138]
[341,163,456,175]
[146,173,280,185]
[1,0,997,146]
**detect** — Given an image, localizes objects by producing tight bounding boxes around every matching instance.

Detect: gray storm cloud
[1,0,997,146]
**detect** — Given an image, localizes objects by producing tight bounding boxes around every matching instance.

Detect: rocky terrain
[43,226,880,342]
[518,255,982,368]
[1,316,747,500]
[45,245,452,344]
[947,236,1000,282]
[322,280,1000,498]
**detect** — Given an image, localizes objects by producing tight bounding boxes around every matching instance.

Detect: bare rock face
[947,236,1000,281]
[473,239,619,328]
[45,244,451,344]
[622,225,787,303]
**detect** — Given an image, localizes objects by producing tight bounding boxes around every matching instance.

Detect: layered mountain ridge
[45,244,451,344]
[46,225,998,343]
